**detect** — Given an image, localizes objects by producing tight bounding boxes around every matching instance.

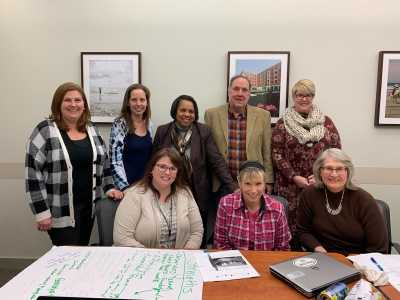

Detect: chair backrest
[271,195,289,219]
[375,199,392,254]
[95,197,121,246]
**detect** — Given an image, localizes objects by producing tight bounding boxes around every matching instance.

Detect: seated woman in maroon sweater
[297,148,388,255]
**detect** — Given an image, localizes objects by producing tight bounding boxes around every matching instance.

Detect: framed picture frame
[375,51,400,126]
[81,52,141,123]
[227,51,290,124]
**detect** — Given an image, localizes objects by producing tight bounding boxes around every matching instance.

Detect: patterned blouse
[157,197,177,248]
[271,116,341,234]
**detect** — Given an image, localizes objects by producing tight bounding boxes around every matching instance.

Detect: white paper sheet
[347,253,400,292]
[195,250,259,282]
[0,246,203,300]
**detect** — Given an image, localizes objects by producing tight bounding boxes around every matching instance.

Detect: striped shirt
[227,110,247,179]
[214,191,291,250]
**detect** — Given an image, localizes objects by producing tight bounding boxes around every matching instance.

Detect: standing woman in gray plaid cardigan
[25,82,123,246]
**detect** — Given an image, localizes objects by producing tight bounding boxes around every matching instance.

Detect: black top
[122,131,153,185]
[60,130,93,208]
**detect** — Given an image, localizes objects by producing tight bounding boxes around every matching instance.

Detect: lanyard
[156,196,173,237]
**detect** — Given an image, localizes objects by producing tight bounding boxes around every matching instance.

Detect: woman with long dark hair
[109,83,153,191]
[113,148,203,249]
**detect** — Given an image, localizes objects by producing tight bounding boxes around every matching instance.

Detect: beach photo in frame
[81,52,141,123]
[375,51,400,126]
[227,51,290,124]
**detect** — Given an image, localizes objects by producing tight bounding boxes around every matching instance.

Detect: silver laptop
[269,252,361,297]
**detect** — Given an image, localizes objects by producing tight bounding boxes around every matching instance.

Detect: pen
[370,257,384,271]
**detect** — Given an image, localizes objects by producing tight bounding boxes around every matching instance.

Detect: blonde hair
[292,79,316,99]
[238,168,266,184]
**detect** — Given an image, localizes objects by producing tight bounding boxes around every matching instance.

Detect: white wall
[1,0,399,258]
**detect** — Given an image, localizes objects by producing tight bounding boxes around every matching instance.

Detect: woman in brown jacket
[153,95,236,247]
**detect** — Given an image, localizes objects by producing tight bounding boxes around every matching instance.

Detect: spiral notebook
[269,252,361,297]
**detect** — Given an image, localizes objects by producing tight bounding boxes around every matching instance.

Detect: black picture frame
[375,51,400,126]
[81,52,141,123]
[227,51,290,124]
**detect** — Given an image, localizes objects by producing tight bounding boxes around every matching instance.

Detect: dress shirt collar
[228,104,247,119]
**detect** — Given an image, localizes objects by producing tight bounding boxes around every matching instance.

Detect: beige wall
[1,0,399,258]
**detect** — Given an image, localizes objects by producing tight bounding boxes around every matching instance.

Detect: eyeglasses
[295,94,313,99]
[321,166,346,174]
[155,163,178,173]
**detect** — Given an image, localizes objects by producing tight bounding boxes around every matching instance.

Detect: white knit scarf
[283,105,326,145]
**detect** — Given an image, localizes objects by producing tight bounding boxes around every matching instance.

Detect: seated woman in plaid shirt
[25,82,123,246]
[214,161,291,250]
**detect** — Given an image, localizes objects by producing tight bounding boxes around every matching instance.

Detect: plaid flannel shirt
[227,110,247,179]
[25,119,114,228]
[109,117,154,191]
[214,191,291,250]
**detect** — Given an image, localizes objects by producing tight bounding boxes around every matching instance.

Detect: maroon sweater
[297,186,388,255]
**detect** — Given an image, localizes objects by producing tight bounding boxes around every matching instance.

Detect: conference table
[203,250,400,300]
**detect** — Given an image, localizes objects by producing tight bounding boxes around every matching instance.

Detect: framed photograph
[227,51,290,124]
[375,51,400,126]
[81,52,141,123]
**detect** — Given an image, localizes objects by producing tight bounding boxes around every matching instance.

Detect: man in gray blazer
[204,75,273,193]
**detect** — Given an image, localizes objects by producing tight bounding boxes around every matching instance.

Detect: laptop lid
[269,253,361,297]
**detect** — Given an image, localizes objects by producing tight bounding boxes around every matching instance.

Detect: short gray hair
[313,148,358,190]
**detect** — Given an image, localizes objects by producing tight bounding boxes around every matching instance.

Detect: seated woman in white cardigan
[113,147,203,249]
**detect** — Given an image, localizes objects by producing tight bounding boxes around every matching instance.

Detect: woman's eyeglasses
[295,94,313,99]
[155,163,178,173]
[321,166,346,174]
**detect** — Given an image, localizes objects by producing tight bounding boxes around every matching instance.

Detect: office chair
[95,197,121,246]
[271,195,289,219]
[375,199,400,254]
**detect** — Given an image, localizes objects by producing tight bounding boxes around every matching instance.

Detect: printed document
[195,250,259,282]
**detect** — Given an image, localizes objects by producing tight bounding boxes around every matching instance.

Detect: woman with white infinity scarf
[271,79,341,249]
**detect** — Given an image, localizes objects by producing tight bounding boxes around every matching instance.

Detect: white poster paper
[0,246,203,300]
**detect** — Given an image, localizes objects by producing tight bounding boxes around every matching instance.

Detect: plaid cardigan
[25,119,114,228]
[109,117,154,190]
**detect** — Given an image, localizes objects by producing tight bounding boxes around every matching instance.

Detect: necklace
[156,196,173,237]
[324,188,344,215]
